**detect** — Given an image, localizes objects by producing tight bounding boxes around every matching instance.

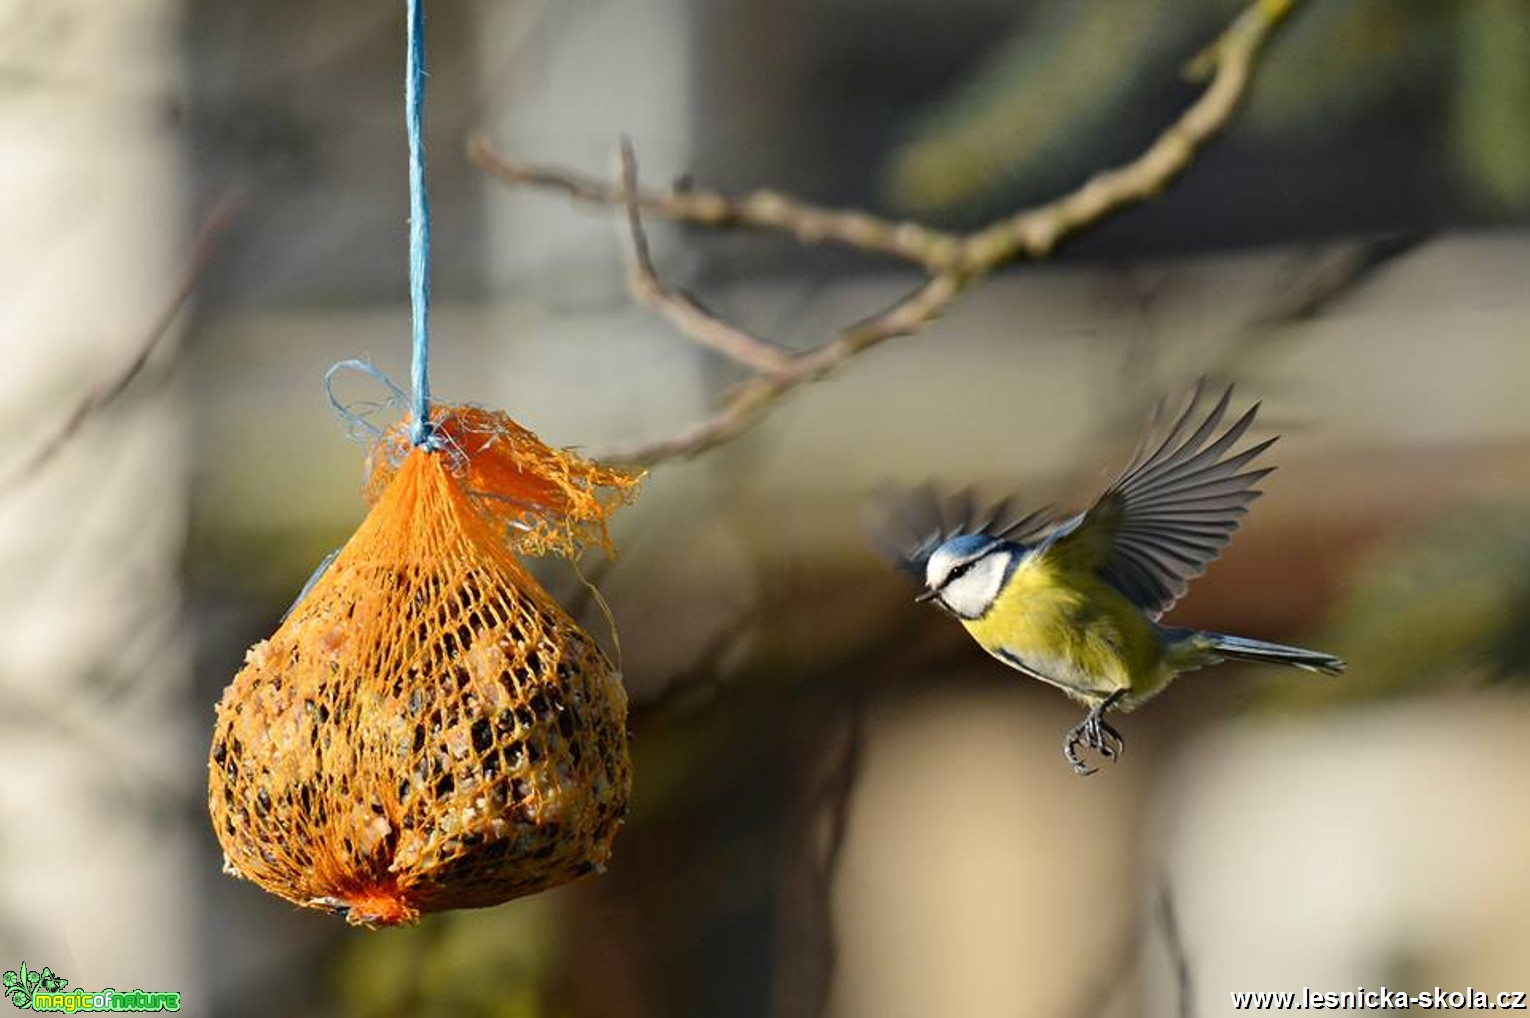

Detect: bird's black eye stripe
[946,561,974,585]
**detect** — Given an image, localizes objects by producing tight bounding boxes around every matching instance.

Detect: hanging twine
[406,0,435,449]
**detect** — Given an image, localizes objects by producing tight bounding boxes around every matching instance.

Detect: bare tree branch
[473,137,962,271]
[0,190,245,496]
[962,0,1297,269]
[612,140,967,463]
[616,139,795,375]
[475,0,1299,465]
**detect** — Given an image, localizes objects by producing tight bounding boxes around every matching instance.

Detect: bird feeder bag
[209,405,641,926]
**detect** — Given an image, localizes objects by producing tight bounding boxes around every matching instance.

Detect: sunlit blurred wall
[0,0,193,999]
[830,683,1147,1018]
[1161,699,1530,1015]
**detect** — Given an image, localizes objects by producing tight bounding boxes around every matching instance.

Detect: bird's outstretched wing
[865,483,1052,581]
[1044,381,1275,619]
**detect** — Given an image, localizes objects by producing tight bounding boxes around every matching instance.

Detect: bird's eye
[949,562,973,582]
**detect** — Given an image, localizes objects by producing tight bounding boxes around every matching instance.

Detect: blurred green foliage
[333,898,556,1018]
[1257,503,1530,710]
[881,2,1173,215]
[1234,0,1452,136]
[1453,0,1530,210]
[882,0,1530,216]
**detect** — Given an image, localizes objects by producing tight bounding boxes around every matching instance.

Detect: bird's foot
[1062,691,1127,776]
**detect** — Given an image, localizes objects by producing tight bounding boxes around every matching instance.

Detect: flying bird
[868,381,1344,775]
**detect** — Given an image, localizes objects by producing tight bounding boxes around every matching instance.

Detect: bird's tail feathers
[1195,631,1345,675]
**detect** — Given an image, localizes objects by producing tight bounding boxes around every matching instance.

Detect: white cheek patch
[940,554,1009,618]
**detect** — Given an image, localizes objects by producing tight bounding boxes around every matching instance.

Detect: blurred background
[3,0,1530,1015]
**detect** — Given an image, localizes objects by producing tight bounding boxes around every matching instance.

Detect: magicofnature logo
[3,964,66,1009]
[2,963,180,1012]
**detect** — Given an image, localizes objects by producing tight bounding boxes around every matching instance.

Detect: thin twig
[1243,233,1423,330]
[627,612,757,722]
[600,256,963,466]
[768,688,867,1018]
[0,191,245,496]
[616,139,795,375]
[1056,879,1196,1018]
[474,135,963,271]
[1159,881,1194,1018]
[1061,919,1144,1018]
[477,0,1299,465]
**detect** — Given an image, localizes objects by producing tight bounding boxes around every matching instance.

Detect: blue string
[324,358,408,442]
[406,0,434,448]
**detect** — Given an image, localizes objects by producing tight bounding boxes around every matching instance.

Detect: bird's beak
[914,588,939,604]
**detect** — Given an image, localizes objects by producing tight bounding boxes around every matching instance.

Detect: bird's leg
[1063,690,1128,776]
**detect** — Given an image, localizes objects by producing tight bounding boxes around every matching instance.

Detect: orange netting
[208,407,641,927]
[366,405,638,558]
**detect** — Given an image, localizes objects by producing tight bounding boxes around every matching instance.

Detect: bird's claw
[1063,692,1127,776]
[1063,730,1097,776]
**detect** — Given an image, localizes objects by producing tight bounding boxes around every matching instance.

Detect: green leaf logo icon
[2,963,66,1009]
[3,963,32,1009]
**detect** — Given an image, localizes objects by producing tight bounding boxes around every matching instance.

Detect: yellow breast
[961,553,1169,706]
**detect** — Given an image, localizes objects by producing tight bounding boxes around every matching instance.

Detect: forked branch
[472,0,1298,465]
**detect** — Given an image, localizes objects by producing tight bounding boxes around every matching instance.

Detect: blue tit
[868,381,1344,775]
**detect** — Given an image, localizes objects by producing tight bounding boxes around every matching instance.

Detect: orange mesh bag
[208,405,641,927]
